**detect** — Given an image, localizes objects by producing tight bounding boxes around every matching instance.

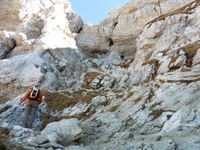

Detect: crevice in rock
[108,38,113,46]
[113,21,118,29]
[159,77,200,84]
[77,27,83,33]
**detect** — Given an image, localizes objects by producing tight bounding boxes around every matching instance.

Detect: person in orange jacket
[19,85,45,128]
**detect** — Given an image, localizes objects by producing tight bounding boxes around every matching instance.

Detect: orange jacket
[19,88,45,104]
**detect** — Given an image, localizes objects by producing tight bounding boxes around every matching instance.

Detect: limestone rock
[1,0,200,150]
[14,33,27,46]
[0,0,84,100]
[64,146,89,150]
[0,31,15,59]
[156,65,200,83]
[10,125,34,144]
[0,0,21,31]
[76,25,112,53]
[28,134,49,145]
[193,48,200,65]
[76,0,192,57]
[91,96,107,107]
[62,102,90,117]
[67,13,84,33]
[41,119,82,144]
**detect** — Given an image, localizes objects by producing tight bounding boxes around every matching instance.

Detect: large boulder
[76,25,112,54]
[0,31,15,59]
[41,119,82,144]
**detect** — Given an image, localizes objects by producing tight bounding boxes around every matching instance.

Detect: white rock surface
[0,0,84,100]
[1,0,200,150]
[41,119,82,143]
[76,25,112,53]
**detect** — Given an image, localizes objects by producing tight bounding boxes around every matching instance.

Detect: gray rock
[41,119,82,144]
[67,12,84,33]
[22,146,37,150]
[51,142,64,149]
[1,1,200,150]
[76,25,112,53]
[36,141,64,149]
[91,96,107,107]
[0,31,15,59]
[62,102,90,117]
[64,146,89,150]
[29,134,49,145]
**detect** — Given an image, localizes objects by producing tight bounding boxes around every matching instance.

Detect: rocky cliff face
[0,0,200,150]
[0,0,84,102]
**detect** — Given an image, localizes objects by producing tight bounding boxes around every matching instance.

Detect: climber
[18,85,45,128]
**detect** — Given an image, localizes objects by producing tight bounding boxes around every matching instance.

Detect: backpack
[29,86,40,99]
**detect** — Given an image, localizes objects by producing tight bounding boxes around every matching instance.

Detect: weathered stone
[28,134,49,145]
[76,25,112,53]
[14,33,27,46]
[51,142,64,149]
[193,48,200,66]
[0,31,15,59]
[1,0,200,150]
[41,119,82,143]
[64,146,89,150]
[91,96,107,107]
[62,102,90,116]
[38,142,64,149]
[67,13,84,33]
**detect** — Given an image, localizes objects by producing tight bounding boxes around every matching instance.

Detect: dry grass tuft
[150,109,164,120]
[45,90,103,111]
[83,72,101,88]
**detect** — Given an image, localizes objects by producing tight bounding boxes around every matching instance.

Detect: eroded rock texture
[0,0,200,150]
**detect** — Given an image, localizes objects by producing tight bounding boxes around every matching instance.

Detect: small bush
[83,72,101,88]
[150,109,163,120]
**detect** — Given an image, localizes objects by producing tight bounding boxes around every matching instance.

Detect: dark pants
[22,101,39,128]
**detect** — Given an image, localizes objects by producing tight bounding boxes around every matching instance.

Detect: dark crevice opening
[108,38,113,46]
